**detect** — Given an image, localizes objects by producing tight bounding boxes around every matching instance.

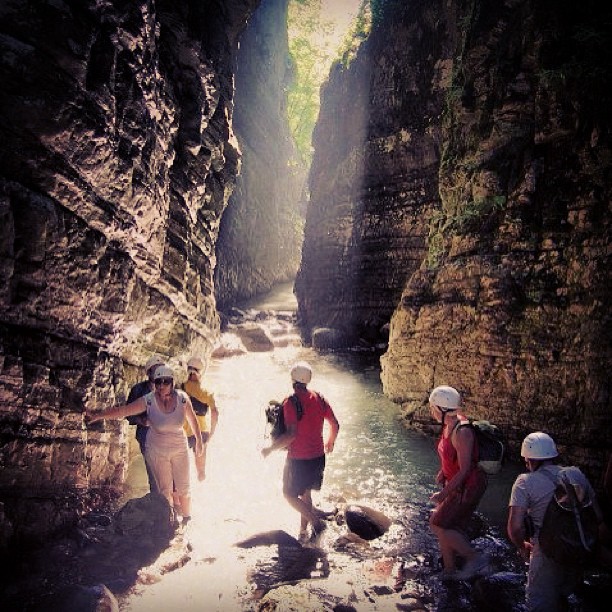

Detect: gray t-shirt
[509,464,596,530]
[509,465,562,529]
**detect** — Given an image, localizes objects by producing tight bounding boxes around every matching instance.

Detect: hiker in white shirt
[507,432,601,612]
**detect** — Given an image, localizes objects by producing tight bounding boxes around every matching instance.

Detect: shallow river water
[118,282,524,611]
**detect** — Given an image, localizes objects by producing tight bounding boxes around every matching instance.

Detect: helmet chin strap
[440,407,458,430]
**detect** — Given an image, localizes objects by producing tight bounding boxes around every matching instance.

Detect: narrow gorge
[1,0,610,581]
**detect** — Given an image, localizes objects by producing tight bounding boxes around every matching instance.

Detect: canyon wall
[215,0,305,309]
[297,0,611,479]
[0,0,258,543]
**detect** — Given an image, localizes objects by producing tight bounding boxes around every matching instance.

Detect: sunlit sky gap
[287,0,364,163]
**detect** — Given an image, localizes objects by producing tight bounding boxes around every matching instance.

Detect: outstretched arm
[261,423,297,458]
[86,396,147,424]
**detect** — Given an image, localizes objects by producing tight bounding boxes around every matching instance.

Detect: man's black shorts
[187,432,210,450]
[283,455,325,497]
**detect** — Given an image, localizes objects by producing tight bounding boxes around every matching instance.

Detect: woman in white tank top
[86,365,203,525]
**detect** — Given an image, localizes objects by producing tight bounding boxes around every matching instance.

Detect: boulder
[344,505,392,541]
[311,327,349,350]
[234,324,275,352]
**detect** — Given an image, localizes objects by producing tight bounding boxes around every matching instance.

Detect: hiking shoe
[454,554,491,580]
[440,569,459,582]
[312,520,327,534]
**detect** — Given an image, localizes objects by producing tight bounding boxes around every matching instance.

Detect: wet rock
[234,324,275,352]
[345,504,392,541]
[311,327,349,350]
[34,584,118,612]
[210,332,248,358]
[114,493,175,541]
[472,571,525,611]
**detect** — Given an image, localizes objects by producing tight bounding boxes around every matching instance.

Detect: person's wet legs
[284,489,325,536]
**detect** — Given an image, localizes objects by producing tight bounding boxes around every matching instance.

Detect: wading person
[126,354,165,493]
[87,365,202,525]
[261,361,339,541]
[507,432,601,611]
[182,356,218,481]
[428,385,489,580]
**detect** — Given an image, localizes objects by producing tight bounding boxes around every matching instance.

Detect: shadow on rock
[1,493,182,611]
[234,529,329,596]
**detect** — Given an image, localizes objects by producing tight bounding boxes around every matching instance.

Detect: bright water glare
[120,283,515,610]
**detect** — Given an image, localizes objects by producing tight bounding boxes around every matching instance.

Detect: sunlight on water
[120,283,517,610]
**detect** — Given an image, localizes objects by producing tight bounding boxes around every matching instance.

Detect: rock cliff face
[298,0,611,477]
[0,0,258,543]
[296,0,453,346]
[215,0,305,309]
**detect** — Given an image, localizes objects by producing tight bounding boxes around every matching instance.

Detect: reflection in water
[120,282,518,610]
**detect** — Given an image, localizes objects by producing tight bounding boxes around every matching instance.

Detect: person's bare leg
[178,493,191,519]
[284,491,319,531]
[195,446,207,481]
[301,490,313,532]
[431,524,457,570]
[433,525,482,573]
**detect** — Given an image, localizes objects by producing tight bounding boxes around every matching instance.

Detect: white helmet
[429,386,461,410]
[291,361,312,384]
[145,355,165,375]
[153,365,174,381]
[521,432,558,460]
[187,356,204,371]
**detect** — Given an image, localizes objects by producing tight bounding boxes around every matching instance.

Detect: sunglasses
[188,366,200,373]
[155,378,173,386]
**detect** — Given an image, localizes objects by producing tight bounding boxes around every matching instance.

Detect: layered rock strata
[215,0,305,309]
[295,0,451,346]
[298,0,611,478]
[0,0,258,543]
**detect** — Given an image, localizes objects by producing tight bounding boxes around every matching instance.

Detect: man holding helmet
[507,432,600,611]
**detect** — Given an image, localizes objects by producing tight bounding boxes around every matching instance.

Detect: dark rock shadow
[0,493,180,611]
[234,529,329,595]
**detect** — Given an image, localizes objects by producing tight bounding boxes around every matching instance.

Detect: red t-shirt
[283,388,336,460]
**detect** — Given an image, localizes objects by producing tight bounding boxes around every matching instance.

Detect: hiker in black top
[126,355,165,493]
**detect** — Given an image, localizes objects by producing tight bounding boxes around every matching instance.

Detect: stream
[115,282,536,611]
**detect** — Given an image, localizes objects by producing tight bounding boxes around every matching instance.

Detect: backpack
[265,394,303,440]
[459,419,505,475]
[538,467,599,566]
[180,384,208,416]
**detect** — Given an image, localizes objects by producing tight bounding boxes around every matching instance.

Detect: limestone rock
[295,0,612,482]
[234,324,275,352]
[0,0,258,544]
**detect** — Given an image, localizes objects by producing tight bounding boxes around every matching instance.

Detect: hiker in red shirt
[262,361,339,541]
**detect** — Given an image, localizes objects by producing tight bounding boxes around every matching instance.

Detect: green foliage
[447,195,507,232]
[287,0,364,164]
[287,0,334,164]
[336,1,371,68]
[369,0,402,27]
